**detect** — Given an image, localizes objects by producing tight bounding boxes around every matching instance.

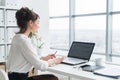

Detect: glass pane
[49,18,69,49]
[113,0,120,11]
[112,14,120,54]
[49,0,69,16]
[75,15,106,53]
[75,0,106,14]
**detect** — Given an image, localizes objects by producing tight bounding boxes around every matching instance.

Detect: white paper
[6,0,11,7]
[6,10,17,26]
[0,28,4,44]
[0,46,5,62]
[6,0,18,8]
[0,10,4,26]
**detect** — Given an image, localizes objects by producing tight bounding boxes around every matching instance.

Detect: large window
[49,0,69,49]
[49,0,120,64]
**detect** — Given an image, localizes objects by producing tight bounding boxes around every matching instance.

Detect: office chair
[0,69,9,80]
[27,74,58,80]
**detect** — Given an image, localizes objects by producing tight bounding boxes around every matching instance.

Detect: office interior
[0,0,120,80]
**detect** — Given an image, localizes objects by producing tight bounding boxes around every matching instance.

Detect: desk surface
[47,63,119,80]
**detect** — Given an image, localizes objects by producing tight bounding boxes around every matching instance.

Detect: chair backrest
[0,69,9,80]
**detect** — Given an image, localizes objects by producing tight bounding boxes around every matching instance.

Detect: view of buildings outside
[49,0,120,63]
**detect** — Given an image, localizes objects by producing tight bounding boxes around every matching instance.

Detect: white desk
[47,64,119,80]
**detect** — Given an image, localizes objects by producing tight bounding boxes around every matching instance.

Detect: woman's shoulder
[13,34,30,43]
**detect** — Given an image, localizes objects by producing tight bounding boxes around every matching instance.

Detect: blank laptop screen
[68,41,95,61]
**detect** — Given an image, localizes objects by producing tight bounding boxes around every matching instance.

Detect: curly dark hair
[16,7,39,33]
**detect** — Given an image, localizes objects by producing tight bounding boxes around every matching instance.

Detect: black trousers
[8,72,58,80]
[8,72,29,80]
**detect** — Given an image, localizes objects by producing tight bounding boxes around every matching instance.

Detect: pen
[54,51,57,54]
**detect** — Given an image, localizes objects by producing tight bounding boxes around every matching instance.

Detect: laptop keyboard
[64,57,84,62]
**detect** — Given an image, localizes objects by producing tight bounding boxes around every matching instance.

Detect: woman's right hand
[48,56,64,67]
[54,56,64,64]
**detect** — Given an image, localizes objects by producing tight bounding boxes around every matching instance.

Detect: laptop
[62,41,95,65]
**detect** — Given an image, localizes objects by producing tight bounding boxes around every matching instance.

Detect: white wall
[18,0,50,54]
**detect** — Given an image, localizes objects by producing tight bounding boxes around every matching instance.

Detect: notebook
[62,41,95,65]
[94,67,120,79]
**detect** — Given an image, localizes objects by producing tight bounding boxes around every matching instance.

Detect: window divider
[106,0,113,61]
[69,0,75,47]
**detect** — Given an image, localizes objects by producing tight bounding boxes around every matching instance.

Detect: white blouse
[6,34,48,73]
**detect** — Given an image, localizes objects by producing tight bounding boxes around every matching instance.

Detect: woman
[6,7,64,80]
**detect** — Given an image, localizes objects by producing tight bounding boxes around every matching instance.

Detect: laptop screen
[68,41,95,61]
